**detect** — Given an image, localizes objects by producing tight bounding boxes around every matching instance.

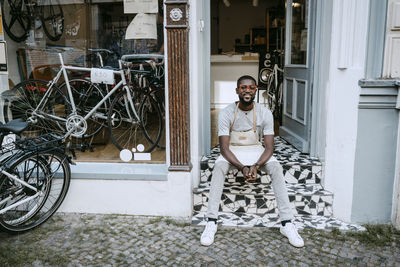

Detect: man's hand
[245,165,258,182]
[242,166,250,179]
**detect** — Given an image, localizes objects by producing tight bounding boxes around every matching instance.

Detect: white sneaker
[280,222,304,248]
[200,221,218,246]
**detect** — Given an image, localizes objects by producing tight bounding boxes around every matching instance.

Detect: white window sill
[70,162,168,181]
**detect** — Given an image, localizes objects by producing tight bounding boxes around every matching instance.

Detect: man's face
[236,79,257,106]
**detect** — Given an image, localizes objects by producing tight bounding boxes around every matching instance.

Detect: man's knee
[213,161,230,174]
[266,161,284,177]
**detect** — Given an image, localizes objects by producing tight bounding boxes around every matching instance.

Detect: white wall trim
[323,0,370,222]
[336,0,356,69]
[392,83,400,229]
[59,172,193,217]
[70,162,168,180]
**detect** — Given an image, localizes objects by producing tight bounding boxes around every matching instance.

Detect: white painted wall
[387,0,400,230]
[323,0,370,222]
[189,0,211,187]
[58,172,193,217]
[392,104,400,229]
[383,0,400,78]
[210,55,259,109]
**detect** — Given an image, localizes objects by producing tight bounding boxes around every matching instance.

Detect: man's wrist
[253,162,260,170]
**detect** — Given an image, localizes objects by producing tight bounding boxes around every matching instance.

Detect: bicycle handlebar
[121,54,164,61]
[88,48,113,54]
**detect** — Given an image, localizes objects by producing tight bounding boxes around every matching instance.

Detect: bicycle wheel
[108,89,162,153]
[0,151,71,233]
[59,79,107,138]
[139,92,163,151]
[40,0,64,41]
[3,79,68,136]
[0,0,31,42]
[149,86,165,149]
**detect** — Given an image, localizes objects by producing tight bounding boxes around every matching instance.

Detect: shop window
[1,0,166,163]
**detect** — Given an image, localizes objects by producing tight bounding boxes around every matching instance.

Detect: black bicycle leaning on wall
[0,119,72,233]
[0,0,64,42]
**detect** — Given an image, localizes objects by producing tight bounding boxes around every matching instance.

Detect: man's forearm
[221,147,245,170]
[255,147,273,166]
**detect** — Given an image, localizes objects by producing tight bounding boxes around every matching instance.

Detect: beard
[239,95,255,106]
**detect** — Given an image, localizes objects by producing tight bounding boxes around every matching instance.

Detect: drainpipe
[393,80,400,230]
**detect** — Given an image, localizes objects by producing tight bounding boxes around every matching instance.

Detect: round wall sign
[170,8,183,22]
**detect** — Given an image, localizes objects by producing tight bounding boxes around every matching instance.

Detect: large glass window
[1,0,166,163]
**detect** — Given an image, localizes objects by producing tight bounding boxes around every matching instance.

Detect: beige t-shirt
[218,102,274,138]
[216,102,277,165]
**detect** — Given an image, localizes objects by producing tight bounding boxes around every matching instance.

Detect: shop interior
[210,0,286,147]
[1,0,166,163]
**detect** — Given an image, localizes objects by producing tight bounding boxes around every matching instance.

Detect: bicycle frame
[0,138,68,217]
[0,168,41,215]
[30,53,141,138]
[272,64,284,88]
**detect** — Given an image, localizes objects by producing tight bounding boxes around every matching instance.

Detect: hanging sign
[124,0,158,14]
[90,68,115,85]
[125,13,157,39]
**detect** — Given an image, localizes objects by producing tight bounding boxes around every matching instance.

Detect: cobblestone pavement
[1,213,399,266]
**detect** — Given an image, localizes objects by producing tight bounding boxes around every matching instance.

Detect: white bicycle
[259,63,284,122]
[2,53,163,153]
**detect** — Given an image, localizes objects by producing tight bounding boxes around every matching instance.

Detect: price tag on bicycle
[90,68,115,85]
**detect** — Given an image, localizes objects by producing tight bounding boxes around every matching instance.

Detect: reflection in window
[290,0,308,65]
[1,0,166,163]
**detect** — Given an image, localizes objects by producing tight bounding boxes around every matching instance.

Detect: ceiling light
[223,0,230,7]
[253,0,258,7]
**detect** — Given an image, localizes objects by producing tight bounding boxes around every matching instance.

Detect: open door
[280,0,315,153]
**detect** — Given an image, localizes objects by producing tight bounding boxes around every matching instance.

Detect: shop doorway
[280,0,315,153]
[209,0,314,153]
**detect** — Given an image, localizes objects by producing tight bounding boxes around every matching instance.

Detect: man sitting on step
[200,75,304,248]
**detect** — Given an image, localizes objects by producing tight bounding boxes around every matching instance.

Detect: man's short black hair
[237,75,257,88]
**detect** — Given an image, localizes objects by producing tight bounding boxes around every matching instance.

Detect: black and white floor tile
[193,188,333,216]
[191,212,365,231]
[200,165,322,184]
[201,137,321,167]
[200,137,322,184]
[193,136,351,230]
[194,182,331,196]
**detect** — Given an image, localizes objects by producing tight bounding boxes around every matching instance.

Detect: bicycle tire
[146,85,165,149]
[3,79,68,136]
[0,150,71,233]
[40,0,64,41]
[139,92,163,152]
[58,79,107,139]
[108,89,162,153]
[0,0,31,42]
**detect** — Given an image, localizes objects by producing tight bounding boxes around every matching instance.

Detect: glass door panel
[290,0,308,65]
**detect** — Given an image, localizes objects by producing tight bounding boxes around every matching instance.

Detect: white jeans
[206,160,294,222]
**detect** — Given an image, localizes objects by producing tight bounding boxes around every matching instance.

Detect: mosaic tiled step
[200,164,322,184]
[193,183,333,217]
[200,137,322,184]
[191,212,365,231]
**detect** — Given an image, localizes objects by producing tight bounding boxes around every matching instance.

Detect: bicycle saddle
[0,119,29,135]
